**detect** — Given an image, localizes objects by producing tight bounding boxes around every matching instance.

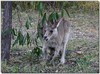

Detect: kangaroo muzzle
[43,36,48,41]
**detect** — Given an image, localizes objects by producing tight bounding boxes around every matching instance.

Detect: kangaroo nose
[44,36,48,41]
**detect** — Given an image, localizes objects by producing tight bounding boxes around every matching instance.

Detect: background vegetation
[1,1,99,73]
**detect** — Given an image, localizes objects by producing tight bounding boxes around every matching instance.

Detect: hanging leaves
[12,31,31,46]
[48,12,59,23]
[37,2,44,16]
[18,31,24,45]
[25,20,29,29]
[55,12,59,19]
[42,13,46,25]
[11,28,17,36]
[37,22,43,39]
[12,31,25,46]
[12,36,19,46]
[61,9,64,17]
[26,32,30,45]
[37,13,47,40]
[25,15,32,29]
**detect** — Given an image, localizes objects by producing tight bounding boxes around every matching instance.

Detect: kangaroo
[42,18,71,64]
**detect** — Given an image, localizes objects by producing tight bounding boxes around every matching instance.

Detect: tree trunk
[1,1,12,61]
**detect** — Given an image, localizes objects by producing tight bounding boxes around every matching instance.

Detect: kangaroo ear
[44,21,48,26]
[46,22,48,26]
[56,18,63,28]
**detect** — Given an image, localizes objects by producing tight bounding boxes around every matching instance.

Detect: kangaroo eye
[50,30,53,33]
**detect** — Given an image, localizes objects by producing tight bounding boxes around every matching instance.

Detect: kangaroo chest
[46,37,58,48]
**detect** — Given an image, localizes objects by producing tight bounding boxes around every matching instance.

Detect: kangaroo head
[43,23,57,41]
[43,18,63,41]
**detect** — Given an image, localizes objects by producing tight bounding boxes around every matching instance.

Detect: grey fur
[42,18,71,64]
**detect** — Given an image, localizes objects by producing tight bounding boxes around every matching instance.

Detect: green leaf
[28,17,32,27]
[61,9,64,17]
[11,28,17,36]
[12,31,19,46]
[37,2,43,16]
[48,12,59,23]
[26,33,30,45]
[42,13,46,25]
[22,36,26,45]
[37,22,43,39]
[12,30,25,46]
[55,12,59,19]
[53,12,57,20]
[39,2,43,11]
[64,8,70,17]
[35,38,38,46]
[18,31,24,45]
[48,12,54,22]
[12,37,19,46]
[25,20,30,29]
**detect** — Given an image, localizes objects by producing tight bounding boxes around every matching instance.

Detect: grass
[1,8,99,73]
[1,39,99,73]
